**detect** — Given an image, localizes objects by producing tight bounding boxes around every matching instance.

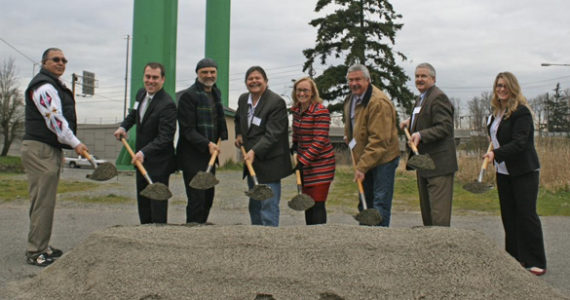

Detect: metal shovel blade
[463,181,493,194]
[140,182,172,201]
[288,194,315,211]
[86,162,118,181]
[407,154,436,171]
[354,209,383,226]
[189,171,219,190]
[245,184,274,201]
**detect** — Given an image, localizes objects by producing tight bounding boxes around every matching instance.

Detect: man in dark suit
[234,66,291,226]
[400,63,458,226]
[176,58,228,224]
[114,62,177,224]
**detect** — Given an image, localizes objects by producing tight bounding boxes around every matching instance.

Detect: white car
[64,156,108,169]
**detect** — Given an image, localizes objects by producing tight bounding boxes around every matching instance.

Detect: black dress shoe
[26,253,54,267]
[47,246,63,258]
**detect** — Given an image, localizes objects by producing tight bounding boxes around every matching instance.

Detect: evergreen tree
[546,83,570,132]
[303,0,414,114]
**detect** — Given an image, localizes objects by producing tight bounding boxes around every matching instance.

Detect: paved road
[1,168,568,297]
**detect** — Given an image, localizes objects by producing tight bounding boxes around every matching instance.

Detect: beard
[198,78,216,88]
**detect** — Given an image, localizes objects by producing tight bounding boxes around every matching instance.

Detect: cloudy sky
[1,0,569,124]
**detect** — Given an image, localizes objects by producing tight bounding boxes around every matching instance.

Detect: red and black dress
[291,102,336,224]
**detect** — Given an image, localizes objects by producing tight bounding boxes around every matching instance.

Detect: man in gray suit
[400,63,458,226]
[234,66,291,226]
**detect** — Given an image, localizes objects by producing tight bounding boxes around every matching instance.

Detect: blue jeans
[359,157,399,227]
[247,177,281,227]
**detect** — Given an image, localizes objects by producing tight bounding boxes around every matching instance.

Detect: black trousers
[136,172,170,224]
[305,201,326,225]
[496,171,546,269]
[182,170,215,223]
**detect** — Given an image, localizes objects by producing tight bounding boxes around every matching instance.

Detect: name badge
[348,138,356,150]
[412,106,421,115]
[133,101,140,110]
[252,116,262,126]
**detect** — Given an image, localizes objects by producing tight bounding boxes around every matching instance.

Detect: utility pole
[123,34,131,118]
[71,73,78,97]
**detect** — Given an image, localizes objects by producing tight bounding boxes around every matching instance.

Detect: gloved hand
[294,160,304,171]
[290,142,298,155]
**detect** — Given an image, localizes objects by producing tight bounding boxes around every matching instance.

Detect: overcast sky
[1,0,569,124]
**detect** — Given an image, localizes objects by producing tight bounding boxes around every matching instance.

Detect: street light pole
[541,63,570,67]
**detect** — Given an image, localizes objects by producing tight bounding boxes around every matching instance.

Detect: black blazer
[487,105,539,177]
[121,88,177,177]
[408,85,458,177]
[234,88,291,183]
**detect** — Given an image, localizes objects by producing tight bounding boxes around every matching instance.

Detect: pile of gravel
[4,224,567,299]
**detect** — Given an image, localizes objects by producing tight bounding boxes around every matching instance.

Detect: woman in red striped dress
[291,77,336,225]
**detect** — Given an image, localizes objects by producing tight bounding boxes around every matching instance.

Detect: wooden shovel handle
[481,142,494,170]
[240,146,256,177]
[81,150,98,168]
[404,127,420,154]
[350,147,368,209]
[121,138,149,179]
[207,138,222,166]
[293,153,302,186]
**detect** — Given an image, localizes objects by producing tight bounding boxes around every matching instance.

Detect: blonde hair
[291,77,323,106]
[491,72,532,119]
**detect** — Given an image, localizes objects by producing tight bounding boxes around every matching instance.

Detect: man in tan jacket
[343,64,400,226]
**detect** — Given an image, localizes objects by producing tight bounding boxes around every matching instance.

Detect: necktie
[411,94,424,130]
[140,96,151,121]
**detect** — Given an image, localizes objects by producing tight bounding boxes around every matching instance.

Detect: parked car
[64,156,108,169]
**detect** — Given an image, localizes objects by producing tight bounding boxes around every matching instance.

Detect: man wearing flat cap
[176,58,228,224]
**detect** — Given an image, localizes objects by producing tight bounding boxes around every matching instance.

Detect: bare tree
[467,92,491,132]
[530,93,547,133]
[0,58,25,156]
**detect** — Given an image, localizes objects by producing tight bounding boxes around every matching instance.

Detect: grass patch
[0,174,101,202]
[219,158,243,171]
[0,156,24,173]
[326,166,569,216]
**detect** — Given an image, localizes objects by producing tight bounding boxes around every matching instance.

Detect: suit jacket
[234,88,291,183]
[487,105,539,176]
[408,85,458,177]
[121,88,177,177]
[176,80,228,175]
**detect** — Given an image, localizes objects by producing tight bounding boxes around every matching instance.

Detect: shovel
[287,153,315,211]
[120,138,172,201]
[189,139,221,190]
[240,146,273,201]
[350,150,382,226]
[81,150,118,181]
[463,142,494,194]
[404,127,436,171]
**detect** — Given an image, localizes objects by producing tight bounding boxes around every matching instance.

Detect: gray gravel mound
[5,224,568,299]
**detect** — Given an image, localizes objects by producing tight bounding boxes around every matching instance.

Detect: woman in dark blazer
[483,72,546,276]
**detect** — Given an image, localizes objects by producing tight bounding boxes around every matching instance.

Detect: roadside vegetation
[2,136,569,215]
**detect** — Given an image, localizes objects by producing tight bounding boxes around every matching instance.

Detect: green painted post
[205,0,231,107]
[116,0,178,170]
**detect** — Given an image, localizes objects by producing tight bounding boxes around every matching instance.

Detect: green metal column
[205,0,231,107]
[116,0,178,170]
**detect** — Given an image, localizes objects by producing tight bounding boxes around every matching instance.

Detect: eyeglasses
[49,57,68,64]
[295,88,311,94]
[496,84,507,89]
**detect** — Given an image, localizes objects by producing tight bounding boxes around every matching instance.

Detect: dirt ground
[0,168,568,299]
